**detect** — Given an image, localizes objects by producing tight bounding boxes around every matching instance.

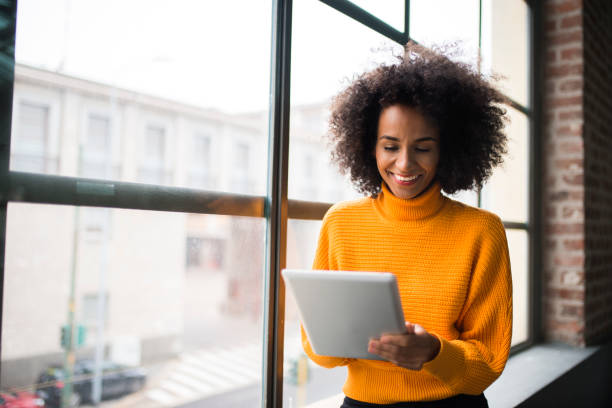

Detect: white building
[2,64,353,387]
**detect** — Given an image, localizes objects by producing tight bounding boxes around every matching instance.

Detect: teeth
[395,174,418,182]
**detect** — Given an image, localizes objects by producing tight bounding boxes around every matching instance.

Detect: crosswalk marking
[145,389,176,405]
[169,372,216,393]
[180,354,255,384]
[144,337,298,407]
[158,380,198,398]
[213,348,261,370]
[176,363,236,388]
[190,351,260,380]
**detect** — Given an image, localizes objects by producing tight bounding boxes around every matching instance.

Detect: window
[233,142,251,194]
[139,125,168,184]
[2,1,532,407]
[11,102,51,173]
[186,236,225,271]
[188,133,213,189]
[81,114,113,179]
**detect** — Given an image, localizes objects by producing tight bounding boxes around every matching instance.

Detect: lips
[390,172,420,185]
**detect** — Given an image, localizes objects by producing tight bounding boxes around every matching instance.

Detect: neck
[374,181,445,221]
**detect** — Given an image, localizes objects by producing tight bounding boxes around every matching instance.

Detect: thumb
[404,321,416,334]
[413,323,427,336]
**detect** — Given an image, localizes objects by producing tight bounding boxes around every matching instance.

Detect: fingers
[368,339,401,363]
[368,324,439,370]
[368,339,423,370]
[369,338,399,354]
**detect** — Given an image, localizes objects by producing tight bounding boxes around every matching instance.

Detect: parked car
[0,391,45,408]
[36,360,146,408]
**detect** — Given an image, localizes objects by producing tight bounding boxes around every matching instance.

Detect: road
[100,339,345,408]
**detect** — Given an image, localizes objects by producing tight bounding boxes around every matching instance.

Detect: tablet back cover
[282,269,406,360]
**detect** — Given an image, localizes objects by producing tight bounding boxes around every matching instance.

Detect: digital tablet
[282,269,406,360]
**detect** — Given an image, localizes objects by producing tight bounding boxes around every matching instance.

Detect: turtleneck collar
[373,180,446,222]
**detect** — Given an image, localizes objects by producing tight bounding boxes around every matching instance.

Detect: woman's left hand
[368,321,441,370]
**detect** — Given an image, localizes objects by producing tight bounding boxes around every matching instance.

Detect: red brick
[554,254,584,267]
[546,95,583,108]
[556,124,583,137]
[546,19,558,32]
[546,223,584,234]
[546,63,584,77]
[546,0,582,15]
[553,158,583,171]
[560,47,582,61]
[558,109,583,120]
[559,78,583,91]
[560,14,582,29]
[554,287,585,300]
[559,140,583,154]
[546,30,583,45]
[562,174,583,185]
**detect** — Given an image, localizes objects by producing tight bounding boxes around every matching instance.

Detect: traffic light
[77,325,87,346]
[60,325,71,349]
[60,325,87,349]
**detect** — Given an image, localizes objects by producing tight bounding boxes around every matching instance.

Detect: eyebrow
[379,135,438,142]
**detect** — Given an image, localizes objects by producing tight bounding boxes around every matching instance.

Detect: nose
[396,149,413,171]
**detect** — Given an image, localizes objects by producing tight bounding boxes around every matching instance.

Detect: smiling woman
[327,42,508,199]
[302,43,513,407]
[374,105,440,200]
[1,1,535,407]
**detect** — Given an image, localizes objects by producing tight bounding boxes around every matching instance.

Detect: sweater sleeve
[422,215,513,394]
[300,209,354,368]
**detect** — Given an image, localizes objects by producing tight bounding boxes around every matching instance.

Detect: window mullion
[319,0,406,45]
[0,2,18,369]
[263,0,292,407]
[4,171,265,217]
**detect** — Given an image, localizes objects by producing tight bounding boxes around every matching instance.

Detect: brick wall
[542,0,612,346]
[583,0,612,345]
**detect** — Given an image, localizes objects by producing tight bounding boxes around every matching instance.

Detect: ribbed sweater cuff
[422,336,465,389]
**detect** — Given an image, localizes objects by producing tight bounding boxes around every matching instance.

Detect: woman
[302,44,512,408]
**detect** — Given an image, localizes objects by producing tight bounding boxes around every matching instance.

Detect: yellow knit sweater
[302,182,512,404]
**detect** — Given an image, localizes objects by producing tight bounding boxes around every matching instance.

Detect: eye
[383,146,399,152]
[415,147,431,153]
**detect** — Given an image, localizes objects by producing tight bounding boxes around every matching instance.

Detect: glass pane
[481,108,529,223]
[2,203,264,407]
[481,0,529,107]
[290,0,404,204]
[409,0,480,60]
[506,229,528,346]
[284,219,347,407]
[13,0,271,195]
[445,189,479,208]
[347,0,405,31]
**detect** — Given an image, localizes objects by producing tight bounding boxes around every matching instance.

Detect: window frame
[0,1,536,406]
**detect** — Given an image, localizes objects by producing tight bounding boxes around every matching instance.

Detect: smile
[391,173,420,185]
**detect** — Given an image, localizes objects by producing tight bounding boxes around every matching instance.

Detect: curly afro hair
[328,42,508,197]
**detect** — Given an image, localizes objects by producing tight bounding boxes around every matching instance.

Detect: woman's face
[375,105,440,200]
